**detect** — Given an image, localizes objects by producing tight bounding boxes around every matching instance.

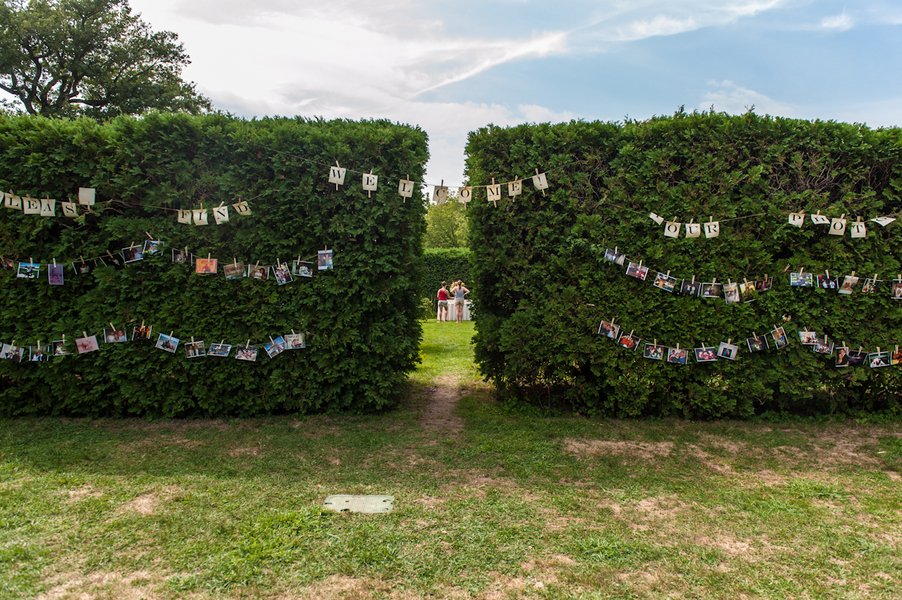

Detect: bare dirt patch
[118,486,181,516]
[564,439,674,461]
[291,574,394,599]
[632,495,689,522]
[65,484,102,502]
[420,374,465,434]
[38,570,162,600]
[685,444,735,475]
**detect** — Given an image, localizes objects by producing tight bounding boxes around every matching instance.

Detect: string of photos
[596,317,901,369]
[0,323,308,364]
[1,187,253,224]
[602,247,902,301]
[1,236,335,286]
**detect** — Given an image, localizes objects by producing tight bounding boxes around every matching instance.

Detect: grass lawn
[0,320,899,598]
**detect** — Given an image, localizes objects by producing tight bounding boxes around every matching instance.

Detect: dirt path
[420,373,465,434]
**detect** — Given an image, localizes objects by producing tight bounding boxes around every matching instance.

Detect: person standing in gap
[450,279,470,323]
[436,281,450,322]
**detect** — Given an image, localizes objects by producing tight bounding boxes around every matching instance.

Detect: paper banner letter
[486,183,502,203]
[704,220,720,238]
[649,212,664,225]
[39,198,56,217]
[232,201,251,216]
[362,172,378,193]
[77,187,95,206]
[328,165,346,187]
[828,216,847,236]
[685,222,701,238]
[458,186,473,204]
[872,216,896,227]
[507,180,523,197]
[433,185,449,204]
[23,197,41,215]
[177,209,191,224]
[398,179,414,199]
[664,221,681,238]
[811,212,830,225]
[532,172,548,191]
[61,201,78,217]
[850,220,867,239]
[788,212,805,227]
[192,209,209,225]
[213,205,230,225]
[4,192,22,210]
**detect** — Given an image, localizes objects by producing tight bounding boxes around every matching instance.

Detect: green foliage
[419,247,472,310]
[0,112,428,416]
[424,199,469,247]
[466,111,902,418]
[0,0,209,117]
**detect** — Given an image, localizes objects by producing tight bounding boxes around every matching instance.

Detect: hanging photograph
[318,249,334,270]
[121,245,145,264]
[723,282,741,304]
[755,277,772,292]
[16,261,40,279]
[652,272,678,293]
[861,277,878,294]
[770,326,789,349]
[817,273,837,290]
[835,346,850,368]
[208,343,232,357]
[717,342,739,361]
[868,351,891,368]
[223,262,245,280]
[839,275,859,295]
[75,335,99,354]
[604,248,626,265]
[813,337,834,355]
[643,344,666,361]
[73,260,94,275]
[597,319,620,340]
[185,340,206,358]
[51,339,69,356]
[798,330,818,345]
[264,336,286,358]
[679,279,700,297]
[0,343,24,362]
[292,260,314,278]
[790,272,814,287]
[132,324,153,341]
[617,333,640,351]
[272,262,293,285]
[1,257,14,270]
[48,263,64,286]
[892,280,902,300]
[848,350,867,366]
[144,240,163,255]
[285,333,306,349]
[155,333,180,353]
[248,264,268,280]
[29,345,49,362]
[235,345,258,362]
[694,346,717,363]
[195,257,218,274]
[104,327,128,343]
[701,282,723,299]
[98,253,123,268]
[171,248,190,264]
[746,335,769,352]
[625,262,649,281]
[666,347,688,365]
[740,281,757,302]
[891,347,902,366]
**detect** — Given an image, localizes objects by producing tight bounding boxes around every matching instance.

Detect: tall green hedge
[420,247,472,304]
[466,112,901,418]
[0,113,427,416]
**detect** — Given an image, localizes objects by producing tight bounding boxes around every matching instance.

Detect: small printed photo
[99,253,124,268]
[746,335,769,353]
[817,274,837,290]
[235,345,258,362]
[0,343,25,362]
[317,249,334,271]
[798,330,818,345]
[195,257,218,274]
[172,248,190,264]
[723,282,741,304]
[272,263,293,285]
[223,262,245,280]
[740,281,757,302]
[666,347,688,365]
[132,324,153,341]
[264,336,286,358]
[756,277,772,292]
[17,261,41,279]
[679,279,701,297]
[643,344,666,361]
[185,340,206,358]
[0,257,14,270]
[143,240,162,255]
[604,248,626,265]
[76,335,99,354]
[292,260,314,278]
[790,272,814,287]
[597,319,620,340]
[892,281,902,300]
[155,333,180,353]
[73,260,94,275]
[701,282,723,299]
[847,350,867,366]
[717,342,739,361]
[813,337,834,355]
[835,346,850,368]
[868,351,891,369]
[48,263,64,286]
[617,333,640,351]
[771,326,789,350]
[248,264,269,281]
[104,327,128,343]
[29,345,49,362]
[284,333,306,349]
[652,272,678,293]
[51,339,69,356]
[839,275,859,295]
[121,245,145,263]
[891,348,902,366]
[208,343,232,357]
[861,278,878,294]
[694,346,718,363]
[625,262,649,281]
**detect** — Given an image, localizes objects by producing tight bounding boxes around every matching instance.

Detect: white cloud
[615,15,698,41]
[821,13,854,31]
[699,80,794,117]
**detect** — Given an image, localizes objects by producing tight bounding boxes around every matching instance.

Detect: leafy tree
[424,198,469,248]
[0,0,209,117]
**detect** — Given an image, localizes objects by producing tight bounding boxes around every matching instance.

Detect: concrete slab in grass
[323,495,394,514]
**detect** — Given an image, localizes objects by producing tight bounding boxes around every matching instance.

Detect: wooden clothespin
[145,231,154,240]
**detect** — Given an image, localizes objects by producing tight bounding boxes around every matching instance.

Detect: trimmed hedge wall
[421,247,472,305]
[0,113,427,416]
[466,112,901,418]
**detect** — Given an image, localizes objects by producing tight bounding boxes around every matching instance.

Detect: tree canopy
[0,0,209,117]
[424,198,469,248]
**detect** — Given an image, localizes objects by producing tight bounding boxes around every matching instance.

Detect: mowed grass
[0,321,898,598]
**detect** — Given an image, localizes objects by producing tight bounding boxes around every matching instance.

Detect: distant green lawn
[0,320,899,598]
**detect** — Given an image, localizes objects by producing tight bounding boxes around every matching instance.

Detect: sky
[130,0,902,188]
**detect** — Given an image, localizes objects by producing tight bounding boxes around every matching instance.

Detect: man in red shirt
[436,281,450,322]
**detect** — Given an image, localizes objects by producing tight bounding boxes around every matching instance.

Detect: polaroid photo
[848,350,867,366]
[72,260,94,276]
[694,346,718,363]
[0,343,24,362]
[868,351,891,369]
[16,261,40,279]
[701,282,723,299]
[891,348,902,366]
[29,345,49,362]
[75,335,99,354]
[617,333,640,351]
[643,344,666,361]
[248,264,269,281]
[185,340,206,359]
[892,281,902,301]
[48,263,64,286]
[790,272,814,287]
[717,342,739,361]
[223,262,245,280]
[652,272,678,293]
[746,335,769,353]
[861,278,878,294]
[317,249,333,271]
[195,257,218,275]
[625,262,649,281]
[813,337,834,355]
[1,257,14,270]
[272,263,293,286]
[121,245,145,264]
[839,275,859,295]
[597,319,620,340]
[284,333,306,349]
[723,282,741,304]
[264,336,286,358]
[604,248,626,265]
[770,326,789,350]
[51,339,69,356]
[172,248,190,264]
[104,327,128,343]
[292,260,314,278]
[740,281,757,302]
[835,347,851,368]
[798,330,818,345]
[208,343,232,357]
[235,345,258,362]
[679,279,700,297]
[756,277,772,292]
[817,273,837,290]
[666,347,688,365]
[132,324,153,341]
[143,240,162,255]
[155,333,180,353]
